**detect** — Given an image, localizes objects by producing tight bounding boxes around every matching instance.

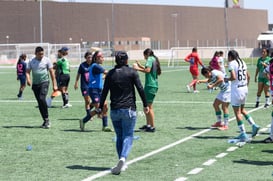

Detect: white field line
[82,105,263,181]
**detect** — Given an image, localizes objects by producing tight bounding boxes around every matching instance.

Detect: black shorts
[58,74,70,87]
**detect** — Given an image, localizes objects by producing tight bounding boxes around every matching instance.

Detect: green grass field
[1,61,273,181]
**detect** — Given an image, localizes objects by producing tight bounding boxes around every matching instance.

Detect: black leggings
[32,82,49,121]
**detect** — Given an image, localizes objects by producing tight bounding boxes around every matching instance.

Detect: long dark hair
[91,51,103,64]
[143,48,161,76]
[228,50,244,69]
[17,54,26,64]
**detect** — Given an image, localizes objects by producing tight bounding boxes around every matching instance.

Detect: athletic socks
[244,114,255,125]
[102,116,108,127]
[237,120,246,133]
[215,111,222,122]
[223,113,229,126]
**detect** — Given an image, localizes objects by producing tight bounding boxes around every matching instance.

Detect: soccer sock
[256,96,260,103]
[62,93,66,106]
[223,113,229,126]
[244,114,255,125]
[65,93,69,104]
[271,112,273,139]
[237,120,246,133]
[265,96,270,104]
[85,109,91,120]
[82,114,90,123]
[18,90,23,97]
[189,79,197,87]
[102,116,108,127]
[215,111,222,122]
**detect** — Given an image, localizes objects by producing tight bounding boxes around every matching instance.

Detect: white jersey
[228,59,248,106]
[210,69,230,93]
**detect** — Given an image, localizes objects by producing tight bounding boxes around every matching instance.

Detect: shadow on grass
[176,126,209,130]
[62,129,94,132]
[233,159,273,166]
[66,165,110,171]
[58,118,80,121]
[2,125,40,129]
[262,150,273,154]
[194,135,230,139]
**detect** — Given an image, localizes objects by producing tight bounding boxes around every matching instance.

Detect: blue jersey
[77,61,90,89]
[17,60,26,76]
[88,63,105,89]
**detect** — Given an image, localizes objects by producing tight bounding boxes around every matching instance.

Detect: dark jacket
[99,65,147,110]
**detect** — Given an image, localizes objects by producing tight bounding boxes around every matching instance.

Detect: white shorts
[216,90,230,103]
[231,87,248,106]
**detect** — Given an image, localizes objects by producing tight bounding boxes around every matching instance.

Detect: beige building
[0,1,268,50]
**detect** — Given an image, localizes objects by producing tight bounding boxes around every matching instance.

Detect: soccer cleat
[111,159,125,175]
[262,137,273,143]
[62,103,72,108]
[211,121,222,128]
[46,97,52,108]
[193,90,200,93]
[145,126,156,133]
[264,104,269,109]
[234,133,249,142]
[139,125,148,130]
[79,119,85,131]
[102,126,113,132]
[218,125,228,131]
[186,85,191,93]
[41,121,50,129]
[255,102,259,108]
[251,124,260,137]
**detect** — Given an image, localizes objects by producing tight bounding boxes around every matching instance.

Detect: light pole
[6,35,9,44]
[171,13,178,47]
[40,0,43,43]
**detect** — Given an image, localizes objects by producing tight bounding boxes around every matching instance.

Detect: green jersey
[256,56,271,78]
[27,57,53,85]
[145,56,158,88]
[57,57,70,74]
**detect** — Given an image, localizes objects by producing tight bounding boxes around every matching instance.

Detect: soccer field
[1,63,273,181]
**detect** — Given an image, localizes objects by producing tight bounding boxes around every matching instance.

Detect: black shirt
[99,65,147,110]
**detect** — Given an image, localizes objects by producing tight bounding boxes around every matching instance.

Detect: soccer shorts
[144,86,158,104]
[216,90,230,103]
[89,88,102,103]
[58,74,70,87]
[231,87,248,107]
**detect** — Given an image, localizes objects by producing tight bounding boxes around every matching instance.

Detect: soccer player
[16,54,27,100]
[26,46,58,128]
[98,51,149,175]
[134,48,161,132]
[225,50,260,141]
[198,66,230,130]
[184,47,204,93]
[80,51,112,132]
[57,47,72,108]
[254,48,271,108]
[74,51,94,131]
[262,56,273,143]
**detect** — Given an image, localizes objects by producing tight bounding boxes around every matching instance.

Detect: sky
[57,0,273,24]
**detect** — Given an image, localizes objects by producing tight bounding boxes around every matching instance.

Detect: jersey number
[237,69,246,81]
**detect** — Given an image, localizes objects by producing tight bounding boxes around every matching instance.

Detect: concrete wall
[0,1,268,49]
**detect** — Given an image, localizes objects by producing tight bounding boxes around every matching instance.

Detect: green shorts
[258,77,269,86]
[144,86,158,103]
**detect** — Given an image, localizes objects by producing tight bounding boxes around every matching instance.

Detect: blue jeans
[110,108,137,159]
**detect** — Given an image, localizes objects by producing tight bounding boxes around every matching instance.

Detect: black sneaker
[139,125,148,130]
[145,127,155,133]
[264,104,269,109]
[263,137,273,143]
[255,102,259,108]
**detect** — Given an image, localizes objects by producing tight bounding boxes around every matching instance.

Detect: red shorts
[190,67,199,76]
